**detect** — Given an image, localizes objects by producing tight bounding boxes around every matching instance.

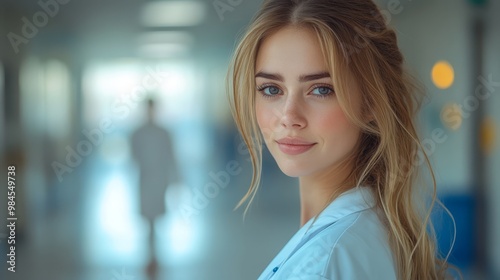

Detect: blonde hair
[227,0,454,279]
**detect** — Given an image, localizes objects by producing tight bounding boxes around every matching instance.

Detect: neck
[298,176,336,227]
[298,161,355,227]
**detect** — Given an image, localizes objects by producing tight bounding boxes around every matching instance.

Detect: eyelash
[256,83,335,99]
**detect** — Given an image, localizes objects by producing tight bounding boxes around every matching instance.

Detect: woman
[227,0,453,279]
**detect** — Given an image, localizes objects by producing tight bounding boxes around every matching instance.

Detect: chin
[275,161,313,178]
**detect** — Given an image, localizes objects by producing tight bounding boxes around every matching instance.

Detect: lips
[275,137,316,155]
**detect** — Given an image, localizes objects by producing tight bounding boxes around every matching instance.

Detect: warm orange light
[480,117,496,155]
[440,103,462,130]
[432,61,454,89]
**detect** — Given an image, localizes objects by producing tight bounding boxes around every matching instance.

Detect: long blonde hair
[227,0,453,279]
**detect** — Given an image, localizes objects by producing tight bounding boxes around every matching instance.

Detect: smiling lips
[276,137,316,155]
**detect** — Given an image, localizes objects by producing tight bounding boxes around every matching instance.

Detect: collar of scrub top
[264,185,377,279]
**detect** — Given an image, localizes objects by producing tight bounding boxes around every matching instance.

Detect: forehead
[255,26,329,77]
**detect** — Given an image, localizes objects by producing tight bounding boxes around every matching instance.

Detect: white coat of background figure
[130,98,180,279]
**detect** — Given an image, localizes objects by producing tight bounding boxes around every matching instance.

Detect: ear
[363,108,375,124]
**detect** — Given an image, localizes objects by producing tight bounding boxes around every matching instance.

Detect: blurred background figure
[130,98,180,280]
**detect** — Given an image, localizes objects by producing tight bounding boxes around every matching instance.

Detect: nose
[279,95,306,129]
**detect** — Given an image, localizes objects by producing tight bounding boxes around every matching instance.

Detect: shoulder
[280,209,398,280]
[321,210,397,279]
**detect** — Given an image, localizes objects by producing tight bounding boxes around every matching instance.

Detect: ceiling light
[140,1,207,27]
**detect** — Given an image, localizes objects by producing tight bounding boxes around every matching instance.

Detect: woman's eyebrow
[299,72,330,82]
[255,71,284,81]
[255,71,330,82]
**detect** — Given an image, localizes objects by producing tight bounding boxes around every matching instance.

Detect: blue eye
[311,86,333,96]
[257,85,281,97]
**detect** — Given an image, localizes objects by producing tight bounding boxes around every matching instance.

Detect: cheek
[255,101,275,138]
[318,106,347,129]
[318,106,359,142]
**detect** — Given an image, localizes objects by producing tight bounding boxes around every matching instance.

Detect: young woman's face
[255,26,362,178]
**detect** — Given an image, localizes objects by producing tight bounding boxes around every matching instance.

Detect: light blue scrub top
[257,186,398,280]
